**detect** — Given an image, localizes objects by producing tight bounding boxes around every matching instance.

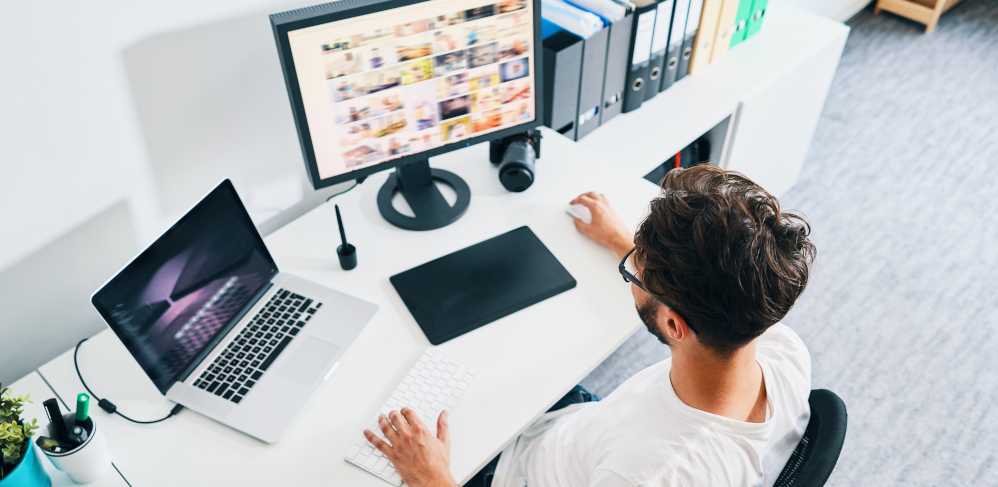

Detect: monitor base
[377,159,470,231]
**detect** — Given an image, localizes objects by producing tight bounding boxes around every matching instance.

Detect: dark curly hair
[634,164,816,356]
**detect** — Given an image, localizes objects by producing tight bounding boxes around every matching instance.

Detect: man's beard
[637,299,670,346]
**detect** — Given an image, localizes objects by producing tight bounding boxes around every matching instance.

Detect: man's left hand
[364,408,458,487]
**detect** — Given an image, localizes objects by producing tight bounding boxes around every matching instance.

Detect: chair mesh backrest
[772,409,820,487]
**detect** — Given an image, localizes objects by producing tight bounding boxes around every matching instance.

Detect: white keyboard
[344,349,478,485]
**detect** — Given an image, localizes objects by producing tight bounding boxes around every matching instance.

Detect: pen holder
[42,413,111,484]
[337,243,357,270]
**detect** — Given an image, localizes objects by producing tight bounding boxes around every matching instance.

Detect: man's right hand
[570,192,634,259]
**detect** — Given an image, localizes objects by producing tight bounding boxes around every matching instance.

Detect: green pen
[76,393,90,422]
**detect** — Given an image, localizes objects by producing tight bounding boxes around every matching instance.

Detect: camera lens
[498,138,535,192]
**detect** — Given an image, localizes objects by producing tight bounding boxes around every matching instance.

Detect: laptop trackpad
[277,337,340,386]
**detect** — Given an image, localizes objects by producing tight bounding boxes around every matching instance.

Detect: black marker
[69,425,89,446]
[335,204,357,270]
[36,435,75,454]
[42,398,70,443]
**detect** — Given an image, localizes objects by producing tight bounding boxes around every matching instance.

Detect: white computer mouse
[565,204,593,225]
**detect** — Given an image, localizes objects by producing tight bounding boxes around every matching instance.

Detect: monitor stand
[377,159,471,231]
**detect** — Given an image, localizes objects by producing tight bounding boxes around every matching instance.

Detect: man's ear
[662,308,692,342]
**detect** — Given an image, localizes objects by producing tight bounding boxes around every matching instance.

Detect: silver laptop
[91,179,377,443]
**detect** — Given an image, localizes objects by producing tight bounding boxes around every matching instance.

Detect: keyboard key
[290,328,300,336]
[223,390,234,400]
[299,299,313,313]
[232,395,243,404]
[215,383,229,397]
[260,336,292,371]
[252,371,263,380]
[346,445,361,460]
[207,382,220,393]
[239,387,250,396]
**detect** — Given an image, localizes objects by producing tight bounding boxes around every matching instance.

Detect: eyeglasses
[618,247,697,335]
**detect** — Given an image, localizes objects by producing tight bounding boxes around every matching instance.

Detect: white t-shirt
[492,324,811,487]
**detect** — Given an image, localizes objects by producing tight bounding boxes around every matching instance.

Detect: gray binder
[542,30,584,139]
[659,0,689,91]
[676,0,704,82]
[644,0,675,101]
[599,12,634,125]
[575,27,609,140]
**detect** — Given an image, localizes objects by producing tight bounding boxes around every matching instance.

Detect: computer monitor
[271,0,543,230]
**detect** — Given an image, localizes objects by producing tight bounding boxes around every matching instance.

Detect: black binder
[390,226,577,345]
[659,0,689,92]
[542,30,584,139]
[676,0,704,82]
[621,0,658,113]
[644,0,675,101]
[599,11,633,125]
[575,26,609,140]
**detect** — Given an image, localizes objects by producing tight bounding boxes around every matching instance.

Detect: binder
[643,0,675,101]
[541,25,584,139]
[621,0,658,113]
[599,11,634,124]
[675,0,704,82]
[575,26,609,139]
[687,0,723,75]
[745,0,768,39]
[709,0,742,62]
[658,0,688,92]
[729,0,753,48]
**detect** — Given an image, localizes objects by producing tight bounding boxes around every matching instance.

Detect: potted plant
[0,382,49,486]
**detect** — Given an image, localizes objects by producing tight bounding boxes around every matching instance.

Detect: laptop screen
[92,180,277,393]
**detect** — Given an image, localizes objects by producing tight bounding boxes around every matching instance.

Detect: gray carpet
[580,1,998,485]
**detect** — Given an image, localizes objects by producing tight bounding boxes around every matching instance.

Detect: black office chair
[773,389,848,487]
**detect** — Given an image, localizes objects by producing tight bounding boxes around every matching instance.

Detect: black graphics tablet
[390,226,576,345]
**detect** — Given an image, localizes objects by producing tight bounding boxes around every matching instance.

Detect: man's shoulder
[757,324,810,370]
[756,323,812,405]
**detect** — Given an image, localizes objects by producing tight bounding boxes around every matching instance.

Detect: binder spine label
[631,11,657,66]
[685,0,704,36]
[669,0,690,50]
[650,0,675,55]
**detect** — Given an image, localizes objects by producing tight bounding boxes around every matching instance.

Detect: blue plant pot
[1,442,52,487]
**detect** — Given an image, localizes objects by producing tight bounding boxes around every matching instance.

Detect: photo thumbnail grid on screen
[288,0,534,181]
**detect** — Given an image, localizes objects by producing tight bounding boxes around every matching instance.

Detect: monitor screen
[282,0,537,184]
[92,181,277,393]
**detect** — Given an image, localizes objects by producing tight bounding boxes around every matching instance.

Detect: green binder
[729,0,752,48]
[745,0,768,39]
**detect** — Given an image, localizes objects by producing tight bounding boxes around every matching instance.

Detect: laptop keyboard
[193,288,323,404]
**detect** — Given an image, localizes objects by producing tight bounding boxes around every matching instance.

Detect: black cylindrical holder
[337,243,357,270]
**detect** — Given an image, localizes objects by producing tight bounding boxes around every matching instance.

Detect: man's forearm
[610,233,635,260]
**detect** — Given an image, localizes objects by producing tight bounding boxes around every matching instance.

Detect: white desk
[39,130,663,486]
[33,6,848,485]
[7,372,129,487]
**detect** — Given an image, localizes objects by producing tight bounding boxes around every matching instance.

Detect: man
[364,164,816,487]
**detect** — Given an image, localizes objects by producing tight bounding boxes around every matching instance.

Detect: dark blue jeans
[463,385,601,487]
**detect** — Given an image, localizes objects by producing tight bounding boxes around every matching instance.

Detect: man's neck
[669,341,769,423]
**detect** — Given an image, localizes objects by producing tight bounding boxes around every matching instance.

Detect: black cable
[326,180,361,202]
[74,338,184,424]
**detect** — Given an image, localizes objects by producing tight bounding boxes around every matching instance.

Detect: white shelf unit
[577,4,850,197]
